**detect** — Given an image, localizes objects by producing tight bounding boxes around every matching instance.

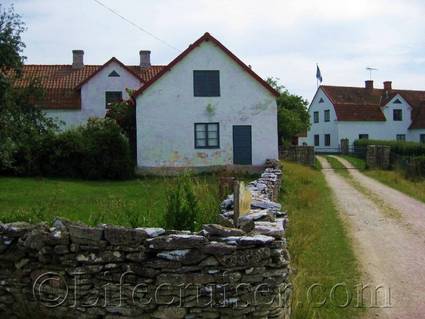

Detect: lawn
[340,155,425,203]
[0,175,222,229]
[280,161,362,319]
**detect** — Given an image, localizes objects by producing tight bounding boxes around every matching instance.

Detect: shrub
[354,139,425,157]
[164,174,200,231]
[78,118,134,179]
[105,100,136,160]
[5,118,134,180]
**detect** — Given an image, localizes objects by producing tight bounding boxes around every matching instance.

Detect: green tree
[267,77,310,145]
[0,5,57,173]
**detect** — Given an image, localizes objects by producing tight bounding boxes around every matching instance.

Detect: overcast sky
[3,0,425,100]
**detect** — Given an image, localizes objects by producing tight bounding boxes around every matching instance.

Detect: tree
[0,5,57,173]
[267,77,310,145]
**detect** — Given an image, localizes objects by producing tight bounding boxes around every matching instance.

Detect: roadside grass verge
[365,170,425,204]
[0,175,222,229]
[334,155,425,204]
[339,155,366,170]
[280,161,362,319]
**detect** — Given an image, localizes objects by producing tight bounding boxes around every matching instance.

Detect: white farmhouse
[300,81,425,152]
[15,50,164,128]
[133,33,279,171]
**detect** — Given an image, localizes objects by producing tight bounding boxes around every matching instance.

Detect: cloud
[3,0,425,99]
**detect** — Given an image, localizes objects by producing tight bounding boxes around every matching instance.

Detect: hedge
[354,139,425,157]
[4,118,134,180]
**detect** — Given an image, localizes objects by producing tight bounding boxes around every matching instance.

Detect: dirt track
[317,156,425,319]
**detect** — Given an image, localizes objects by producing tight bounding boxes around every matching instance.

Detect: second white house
[300,80,425,152]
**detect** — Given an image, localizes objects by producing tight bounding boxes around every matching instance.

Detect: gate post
[340,138,349,155]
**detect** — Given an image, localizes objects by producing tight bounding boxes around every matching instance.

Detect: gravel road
[317,155,425,319]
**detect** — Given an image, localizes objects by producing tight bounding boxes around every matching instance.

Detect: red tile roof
[133,32,279,98]
[13,61,165,109]
[321,85,425,128]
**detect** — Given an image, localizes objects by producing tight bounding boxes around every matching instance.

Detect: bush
[354,139,425,157]
[164,174,200,232]
[77,118,134,179]
[105,100,136,160]
[5,118,134,180]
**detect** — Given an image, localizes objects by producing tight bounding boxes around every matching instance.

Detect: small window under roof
[393,98,402,104]
[108,70,120,77]
[319,98,324,103]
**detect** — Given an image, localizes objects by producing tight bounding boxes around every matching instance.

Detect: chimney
[383,81,392,92]
[72,50,84,69]
[139,50,151,69]
[365,80,374,91]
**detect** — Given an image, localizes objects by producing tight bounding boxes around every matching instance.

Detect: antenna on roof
[366,67,378,80]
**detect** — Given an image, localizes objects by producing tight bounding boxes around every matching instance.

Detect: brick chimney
[139,50,151,69]
[383,81,392,92]
[365,80,374,91]
[72,50,84,69]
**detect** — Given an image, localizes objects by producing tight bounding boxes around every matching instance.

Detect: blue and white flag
[316,64,323,83]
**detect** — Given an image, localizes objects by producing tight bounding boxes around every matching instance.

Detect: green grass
[0,175,222,228]
[281,161,362,319]
[325,156,350,178]
[339,155,367,170]
[333,155,425,204]
[364,170,425,204]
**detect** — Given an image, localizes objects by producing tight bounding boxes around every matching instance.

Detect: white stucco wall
[135,41,278,168]
[302,89,339,151]
[409,129,425,143]
[45,62,142,129]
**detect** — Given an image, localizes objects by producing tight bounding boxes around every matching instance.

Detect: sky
[3,0,425,100]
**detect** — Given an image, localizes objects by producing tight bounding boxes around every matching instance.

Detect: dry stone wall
[0,167,291,319]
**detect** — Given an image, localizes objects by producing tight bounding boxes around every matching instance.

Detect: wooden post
[233,180,240,227]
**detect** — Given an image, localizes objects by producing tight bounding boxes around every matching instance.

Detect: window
[108,70,120,77]
[325,134,331,146]
[396,134,406,142]
[324,110,330,122]
[314,111,319,123]
[359,134,369,140]
[105,91,122,108]
[319,98,324,103]
[193,70,220,97]
[393,109,402,121]
[195,123,220,148]
[421,134,425,144]
[314,134,320,146]
[393,98,402,104]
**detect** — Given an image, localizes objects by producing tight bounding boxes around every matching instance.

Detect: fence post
[340,138,349,155]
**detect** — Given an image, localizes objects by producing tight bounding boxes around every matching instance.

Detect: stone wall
[279,145,315,167]
[0,167,291,319]
[366,145,391,169]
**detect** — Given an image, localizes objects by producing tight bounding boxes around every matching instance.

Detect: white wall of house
[45,62,141,129]
[136,41,278,168]
[300,88,339,151]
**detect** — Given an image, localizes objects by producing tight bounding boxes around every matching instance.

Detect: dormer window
[393,98,402,104]
[108,70,120,77]
[393,109,402,121]
[319,98,324,103]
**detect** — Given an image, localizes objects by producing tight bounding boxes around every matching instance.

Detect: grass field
[340,155,425,203]
[0,175,222,228]
[280,161,362,319]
